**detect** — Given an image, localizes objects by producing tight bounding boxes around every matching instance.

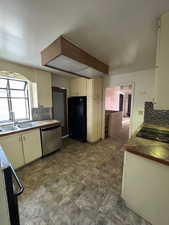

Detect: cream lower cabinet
[122,151,169,225]
[0,134,24,169]
[22,129,42,164]
[0,129,42,169]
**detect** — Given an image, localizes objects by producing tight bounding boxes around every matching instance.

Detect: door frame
[102,82,135,139]
[52,87,68,136]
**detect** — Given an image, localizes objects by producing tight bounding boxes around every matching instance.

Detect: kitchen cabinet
[35,70,52,107]
[22,129,42,164]
[87,98,99,142]
[70,77,103,143]
[155,12,169,109]
[70,77,87,96]
[87,78,102,99]
[0,134,24,169]
[87,78,103,142]
[0,128,42,169]
[122,151,169,225]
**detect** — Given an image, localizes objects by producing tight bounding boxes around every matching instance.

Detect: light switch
[140,91,147,95]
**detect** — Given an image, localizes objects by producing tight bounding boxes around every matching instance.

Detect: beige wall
[104,69,155,135]
[0,59,52,107]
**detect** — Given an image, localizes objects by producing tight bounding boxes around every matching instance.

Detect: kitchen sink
[0,125,19,132]
[0,121,39,133]
[16,121,39,129]
[16,122,33,129]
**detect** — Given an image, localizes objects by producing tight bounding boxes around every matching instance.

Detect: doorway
[119,94,124,112]
[127,94,132,117]
[104,85,133,143]
[52,87,67,136]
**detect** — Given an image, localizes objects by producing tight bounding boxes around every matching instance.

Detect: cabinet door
[22,129,42,164]
[0,134,24,169]
[87,78,102,99]
[86,78,103,143]
[87,97,100,142]
[155,12,169,109]
[77,78,87,96]
[70,78,78,96]
[70,78,87,96]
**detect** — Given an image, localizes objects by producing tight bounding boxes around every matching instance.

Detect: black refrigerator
[68,96,87,142]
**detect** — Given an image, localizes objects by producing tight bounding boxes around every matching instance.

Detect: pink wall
[105,87,120,110]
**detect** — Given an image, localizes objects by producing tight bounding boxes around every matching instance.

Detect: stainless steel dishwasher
[41,124,62,156]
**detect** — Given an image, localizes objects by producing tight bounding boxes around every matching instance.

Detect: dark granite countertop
[124,123,169,166]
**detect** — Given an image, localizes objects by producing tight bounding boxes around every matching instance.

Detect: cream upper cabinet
[87,78,102,99]
[22,129,42,164]
[155,12,169,109]
[70,78,87,96]
[35,70,52,107]
[0,134,24,169]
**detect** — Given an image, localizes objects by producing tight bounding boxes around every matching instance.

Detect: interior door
[127,94,132,117]
[119,94,124,112]
[52,87,67,136]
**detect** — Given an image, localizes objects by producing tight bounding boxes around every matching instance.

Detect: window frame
[0,77,31,123]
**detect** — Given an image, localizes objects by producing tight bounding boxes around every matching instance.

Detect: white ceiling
[0,0,169,76]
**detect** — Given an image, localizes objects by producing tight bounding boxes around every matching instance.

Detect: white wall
[104,69,155,135]
[52,74,70,96]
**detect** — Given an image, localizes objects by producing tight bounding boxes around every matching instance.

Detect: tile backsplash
[32,107,52,121]
[144,102,169,125]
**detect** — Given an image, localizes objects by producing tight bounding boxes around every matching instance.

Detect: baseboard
[87,138,102,144]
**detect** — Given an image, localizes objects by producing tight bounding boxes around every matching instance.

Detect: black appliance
[68,96,87,142]
[136,126,169,143]
[0,147,24,225]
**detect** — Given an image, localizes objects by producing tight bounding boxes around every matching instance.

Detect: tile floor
[17,127,151,225]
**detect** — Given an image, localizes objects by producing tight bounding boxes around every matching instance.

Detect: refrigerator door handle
[10,166,24,196]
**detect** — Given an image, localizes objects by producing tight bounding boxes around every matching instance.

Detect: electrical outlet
[138,110,144,115]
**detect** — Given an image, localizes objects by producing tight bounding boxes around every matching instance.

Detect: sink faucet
[11,112,18,126]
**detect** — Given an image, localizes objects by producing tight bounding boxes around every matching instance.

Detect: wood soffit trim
[41,35,109,75]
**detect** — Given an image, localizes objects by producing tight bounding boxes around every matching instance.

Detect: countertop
[0,120,61,137]
[124,123,169,166]
[0,145,10,169]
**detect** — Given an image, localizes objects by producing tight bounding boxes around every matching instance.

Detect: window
[0,77,30,122]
